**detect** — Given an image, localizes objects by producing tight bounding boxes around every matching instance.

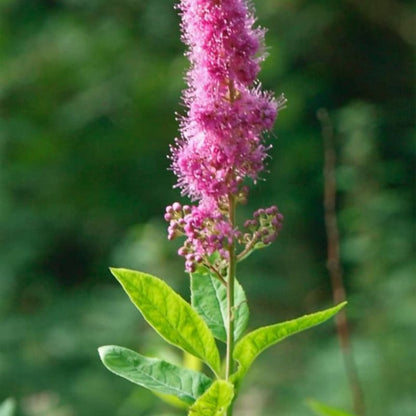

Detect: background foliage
[1,0,414,415]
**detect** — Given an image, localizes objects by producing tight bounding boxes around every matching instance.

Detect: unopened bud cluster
[165,202,284,272]
[165,201,238,273]
[242,206,284,248]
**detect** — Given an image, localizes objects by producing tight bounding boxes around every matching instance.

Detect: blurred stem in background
[318,108,365,416]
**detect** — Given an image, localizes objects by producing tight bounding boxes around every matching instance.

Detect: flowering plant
[99,0,345,414]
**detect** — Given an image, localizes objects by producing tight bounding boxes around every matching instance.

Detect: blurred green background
[1,0,414,415]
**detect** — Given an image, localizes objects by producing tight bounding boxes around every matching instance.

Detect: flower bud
[172,202,182,212]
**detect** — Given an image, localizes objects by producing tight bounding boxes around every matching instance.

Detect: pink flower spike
[169,0,284,202]
[166,0,285,272]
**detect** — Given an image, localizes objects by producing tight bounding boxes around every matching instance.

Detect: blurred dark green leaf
[0,398,16,416]
[307,399,355,416]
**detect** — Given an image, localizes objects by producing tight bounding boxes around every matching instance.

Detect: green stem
[225,194,236,415]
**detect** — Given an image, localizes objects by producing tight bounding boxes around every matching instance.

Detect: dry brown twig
[318,108,366,416]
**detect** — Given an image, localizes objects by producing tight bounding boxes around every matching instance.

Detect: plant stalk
[225,194,236,416]
[318,108,366,416]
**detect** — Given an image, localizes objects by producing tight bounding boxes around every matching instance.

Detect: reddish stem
[318,108,366,416]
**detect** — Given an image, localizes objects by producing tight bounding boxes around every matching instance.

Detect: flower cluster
[171,0,286,202]
[167,0,285,272]
[165,201,239,272]
[165,202,284,272]
[240,206,284,256]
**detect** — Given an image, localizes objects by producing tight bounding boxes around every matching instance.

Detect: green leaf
[307,399,356,416]
[0,398,16,416]
[188,380,234,416]
[191,268,249,343]
[232,302,347,383]
[110,268,221,375]
[153,392,189,410]
[98,345,213,404]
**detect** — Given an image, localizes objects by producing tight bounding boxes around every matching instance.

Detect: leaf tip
[338,300,348,309]
[97,345,113,362]
[109,267,121,276]
[109,267,131,283]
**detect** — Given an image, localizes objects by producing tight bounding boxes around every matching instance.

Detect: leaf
[232,302,347,383]
[183,351,203,372]
[153,352,204,410]
[188,380,234,416]
[191,268,249,343]
[0,398,16,416]
[153,392,189,410]
[98,345,213,404]
[307,399,356,416]
[110,268,221,375]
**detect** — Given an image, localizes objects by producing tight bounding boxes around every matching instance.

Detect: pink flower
[167,0,285,271]
[179,0,263,89]
[171,0,284,201]
[165,199,239,272]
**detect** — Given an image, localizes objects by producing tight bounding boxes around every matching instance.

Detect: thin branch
[204,262,227,286]
[236,237,257,262]
[318,108,366,416]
